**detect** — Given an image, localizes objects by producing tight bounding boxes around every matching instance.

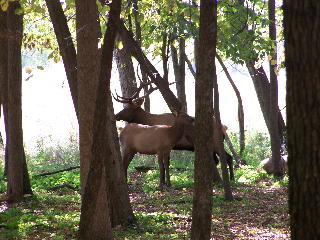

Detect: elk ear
[132,98,144,108]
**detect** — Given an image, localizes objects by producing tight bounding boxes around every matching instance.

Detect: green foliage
[228,131,271,167]
[31,169,80,192]
[26,134,79,174]
[217,0,275,64]
[235,165,269,183]
[0,192,80,240]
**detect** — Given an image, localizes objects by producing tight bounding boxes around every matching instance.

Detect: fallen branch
[36,166,80,177]
[134,166,190,173]
[48,184,78,192]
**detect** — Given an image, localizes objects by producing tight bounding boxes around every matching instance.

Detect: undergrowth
[0,132,289,240]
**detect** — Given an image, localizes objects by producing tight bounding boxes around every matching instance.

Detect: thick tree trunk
[76,1,112,239]
[105,93,135,226]
[171,38,188,113]
[48,0,133,228]
[191,0,217,239]
[216,54,245,155]
[45,0,78,118]
[6,1,31,203]
[268,0,282,177]
[79,1,134,238]
[284,1,320,239]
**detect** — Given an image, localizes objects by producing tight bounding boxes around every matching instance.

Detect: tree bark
[76,1,112,239]
[6,1,31,203]
[115,36,137,103]
[191,0,217,239]
[79,0,135,238]
[45,0,78,118]
[161,32,169,83]
[268,0,282,177]
[216,54,245,155]
[284,1,320,239]
[246,60,286,143]
[171,38,188,113]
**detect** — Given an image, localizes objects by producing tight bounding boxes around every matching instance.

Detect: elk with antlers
[113,82,234,181]
[119,111,194,190]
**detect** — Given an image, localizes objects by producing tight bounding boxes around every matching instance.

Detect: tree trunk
[115,36,137,103]
[118,21,181,112]
[246,61,286,144]
[194,37,199,74]
[76,1,112,238]
[213,76,234,201]
[132,0,150,111]
[191,0,217,239]
[171,38,188,113]
[45,0,78,118]
[161,32,169,83]
[48,0,133,228]
[0,9,8,177]
[268,0,282,177]
[105,93,135,226]
[216,54,245,155]
[6,1,30,203]
[284,1,320,239]
[79,0,135,238]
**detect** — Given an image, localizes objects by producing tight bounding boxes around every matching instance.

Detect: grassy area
[0,132,289,239]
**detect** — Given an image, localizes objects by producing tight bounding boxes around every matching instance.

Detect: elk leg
[163,152,171,187]
[225,151,234,181]
[122,150,135,181]
[157,152,165,191]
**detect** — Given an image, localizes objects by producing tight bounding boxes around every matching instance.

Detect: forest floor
[0,166,289,240]
[120,170,289,240]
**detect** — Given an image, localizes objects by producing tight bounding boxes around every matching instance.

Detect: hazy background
[0,58,286,152]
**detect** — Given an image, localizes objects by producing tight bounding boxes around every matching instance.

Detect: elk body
[260,155,288,175]
[115,97,234,181]
[119,112,194,190]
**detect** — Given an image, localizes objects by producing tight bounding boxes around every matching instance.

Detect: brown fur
[119,112,194,190]
[115,99,234,180]
[261,155,288,175]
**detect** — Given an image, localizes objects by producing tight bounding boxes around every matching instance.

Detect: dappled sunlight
[123,166,289,239]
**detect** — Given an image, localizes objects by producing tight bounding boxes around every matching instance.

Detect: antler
[113,63,178,104]
[112,80,152,104]
[112,80,177,104]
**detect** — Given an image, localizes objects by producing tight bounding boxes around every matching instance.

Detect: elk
[113,83,234,181]
[119,112,194,190]
[260,155,288,175]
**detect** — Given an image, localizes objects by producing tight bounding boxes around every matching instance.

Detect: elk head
[113,80,176,123]
[115,98,145,122]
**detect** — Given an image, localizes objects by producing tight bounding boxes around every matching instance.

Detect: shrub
[228,131,271,167]
[26,133,79,174]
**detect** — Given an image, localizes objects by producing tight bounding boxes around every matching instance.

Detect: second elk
[119,112,194,190]
[113,83,234,181]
